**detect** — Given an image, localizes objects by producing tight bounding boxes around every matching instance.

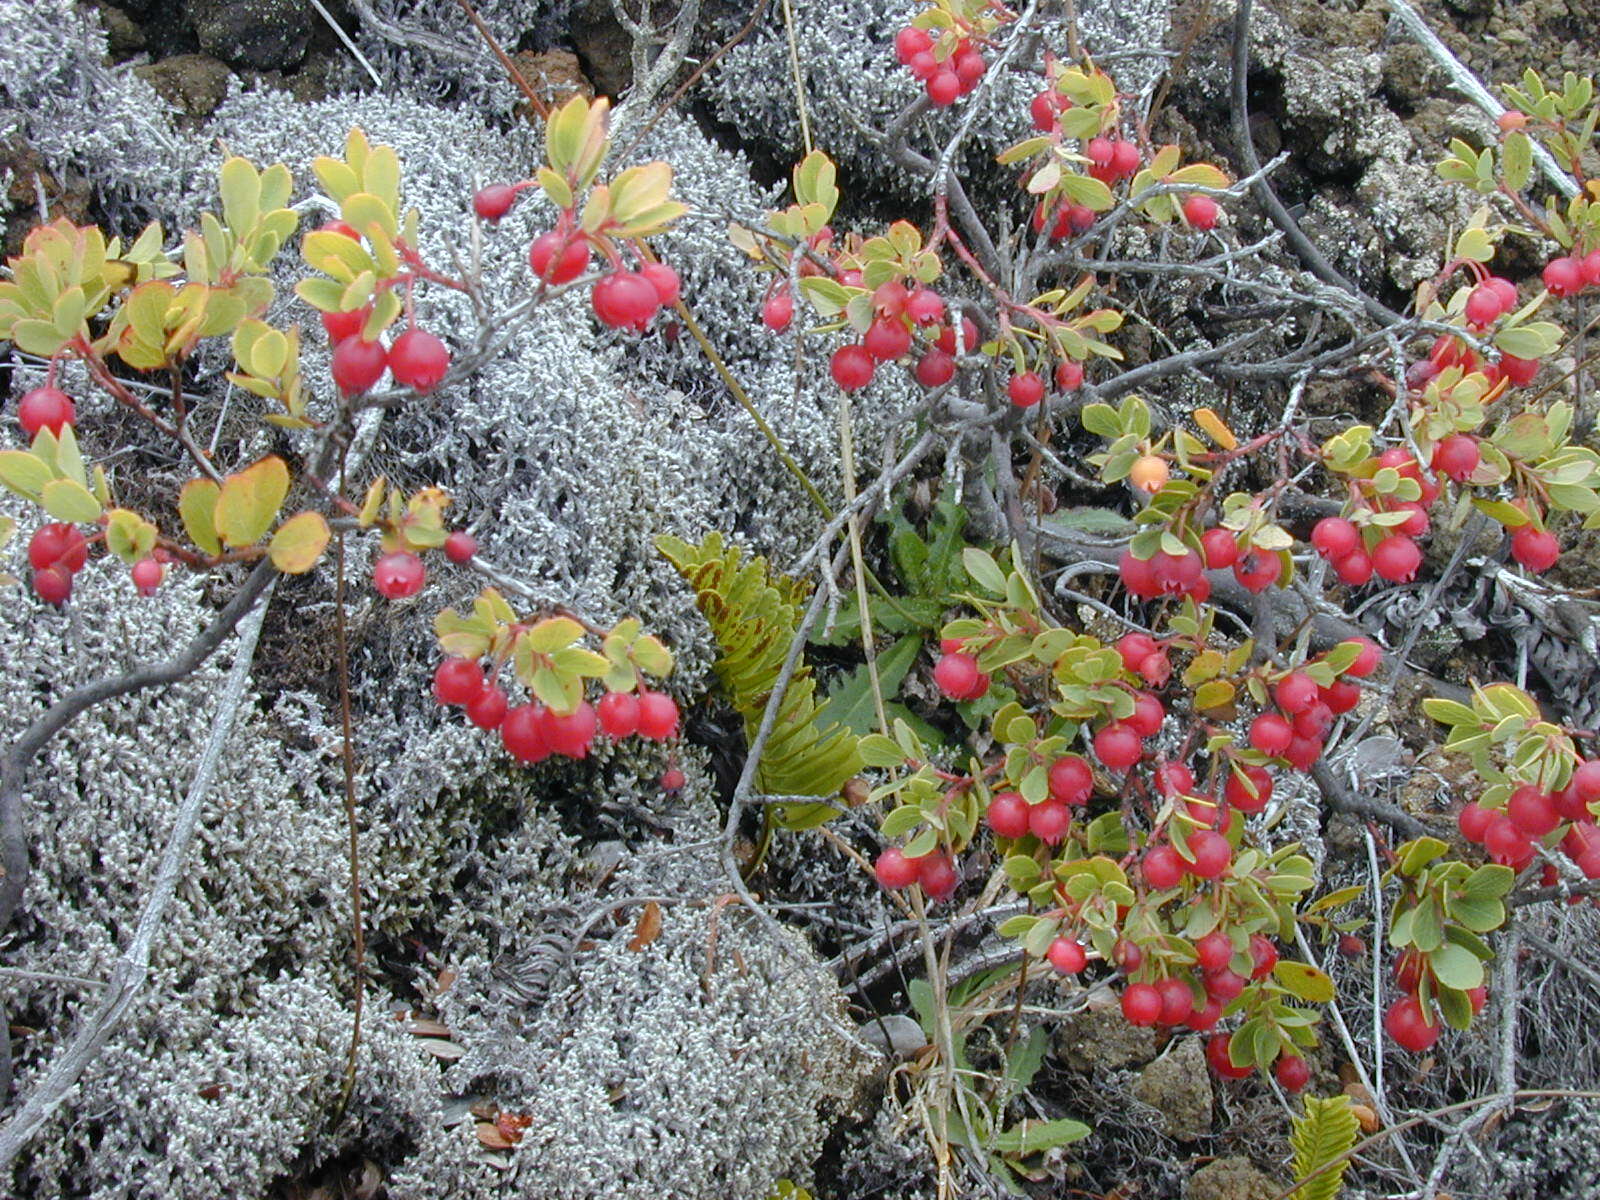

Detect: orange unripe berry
[1128,456,1169,494]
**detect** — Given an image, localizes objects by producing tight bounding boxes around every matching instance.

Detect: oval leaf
[215,456,290,548]
[268,510,330,574]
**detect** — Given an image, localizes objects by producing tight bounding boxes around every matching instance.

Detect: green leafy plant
[1288,1093,1360,1200]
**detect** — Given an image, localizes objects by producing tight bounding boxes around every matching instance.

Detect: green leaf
[268,511,331,573]
[859,733,905,768]
[815,635,922,735]
[1428,942,1484,990]
[213,456,290,548]
[962,547,1007,595]
[1288,1095,1359,1200]
[0,450,51,500]
[524,616,583,653]
[1272,960,1335,1004]
[219,156,261,236]
[179,478,222,556]
[40,478,102,524]
[991,1118,1091,1157]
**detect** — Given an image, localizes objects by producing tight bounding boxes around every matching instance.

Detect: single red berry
[1248,934,1279,980]
[1340,637,1382,677]
[1054,359,1084,391]
[1464,284,1503,328]
[1201,527,1239,569]
[1154,762,1195,796]
[1484,815,1531,862]
[331,337,388,395]
[1321,679,1361,714]
[1371,536,1422,583]
[1457,801,1493,843]
[1182,194,1218,229]
[1156,976,1195,1026]
[953,48,986,90]
[1113,938,1143,975]
[1118,550,1159,598]
[1338,934,1367,959]
[529,230,591,284]
[17,387,76,438]
[1467,985,1488,1015]
[1095,722,1142,770]
[636,691,680,740]
[466,684,508,730]
[33,566,72,605]
[1507,784,1560,836]
[1121,983,1162,1027]
[130,557,163,596]
[1187,830,1232,879]
[501,704,551,763]
[907,50,938,81]
[640,262,682,307]
[1510,525,1560,572]
[473,183,518,221]
[1195,931,1233,973]
[1543,255,1584,297]
[935,318,979,356]
[1584,250,1600,287]
[762,290,794,332]
[433,657,485,706]
[592,271,661,331]
[1571,761,1600,804]
[1333,548,1375,586]
[1431,434,1480,483]
[831,344,876,391]
[1275,672,1319,715]
[28,523,87,573]
[597,691,641,739]
[373,550,425,599]
[915,347,956,388]
[389,328,450,393]
[1275,1054,1311,1093]
[660,767,686,791]
[1283,734,1323,770]
[1497,354,1539,386]
[1029,800,1072,845]
[1047,937,1087,974]
[904,288,944,325]
[321,304,372,344]
[1030,91,1060,132]
[1226,764,1274,814]
[1127,691,1165,739]
[1204,967,1246,1002]
[444,531,477,563]
[1143,845,1185,889]
[539,701,598,758]
[894,25,932,64]
[986,790,1031,838]
[1187,997,1224,1032]
[933,651,982,699]
[874,847,920,889]
[1110,140,1140,177]
[917,851,960,900]
[1384,995,1440,1052]
[1007,371,1044,408]
[863,316,912,361]
[1311,517,1360,561]
[1249,713,1293,757]
[1048,755,1094,805]
[926,70,961,106]
[1233,549,1282,592]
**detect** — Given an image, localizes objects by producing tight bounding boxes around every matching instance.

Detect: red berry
[907,50,938,81]
[1007,371,1044,408]
[373,550,425,599]
[1498,354,1539,386]
[529,230,591,284]
[1311,517,1360,561]
[1484,815,1530,861]
[762,290,794,332]
[874,847,920,889]
[1030,91,1060,132]
[1275,1054,1311,1093]
[1110,140,1140,176]
[1118,550,1159,598]
[1249,713,1293,757]
[1510,525,1560,572]
[1115,632,1159,674]
[444,531,477,563]
[330,336,388,395]
[915,348,956,388]
[1048,755,1094,805]
[1543,255,1584,297]
[1233,549,1282,592]
[1571,761,1600,804]
[1095,722,1143,770]
[1187,830,1232,878]
[1226,764,1274,814]
[1275,672,1319,715]
[1054,360,1084,391]
[1507,784,1559,836]
[894,25,932,64]
[321,305,372,344]
[1187,997,1224,1032]
[1201,527,1239,569]
[1333,548,1374,586]
[1321,679,1361,714]
[660,767,686,791]
[1283,734,1323,770]
[28,523,87,573]
[933,651,982,699]
[1248,934,1278,979]
[863,316,911,361]
[926,70,961,106]
[1115,938,1144,974]
[1207,1033,1254,1079]
[466,684,508,730]
[1371,536,1422,583]
[1293,702,1334,741]
[935,318,979,356]
[1457,801,1492,843]
[389,328,450,393]
[917,851,959,900]
[640,262,682,307]
[1431,434,1480,482]
[1047,937,1087,974]
[433,657,485,706]
[986,791,1031,838]
[1338,934,1367,959]
[1464,285,1503,328]
[953,49,986,90]
[830,344,876,391]
[130,557,163,596]
[1584,251,1600,288]
[17,387,75,438]
[1182,195,1218,229]
[1156,976,1195,1025]
[1127,692,1165,739]
[592,271,661,331]
[1121,982,1162,1027]
[1143,844,1185,889]
[473,183,518,221]
[1154,761,1194,797]
[905,288,944,325]
[597,691,641,739]
[636,691,680,740]
[1204,967,1246,1002]
[1384,995,1440,1052]
[538,700,598,758]
[32,566,71,605]
[1086,137,1115,169]
[1341,637,1382,677]
[502,704,551,763]
[1028,800,1072,845]
[1195,931,1233,972]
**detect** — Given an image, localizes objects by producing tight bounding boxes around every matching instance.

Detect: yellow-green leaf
[268,510,331,573]
[214,455,290,548]
[180,478,222,555]
[41,477,103,524]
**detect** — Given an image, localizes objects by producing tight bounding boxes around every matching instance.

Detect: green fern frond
[1288,1094,1360,1200]
[658,533,862,818]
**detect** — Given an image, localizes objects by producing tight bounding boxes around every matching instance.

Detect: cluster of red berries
[318,223,452,395]
[893,25,986,108]
[1117,530,1281,603]
[26,522,166,605]
[1457,759,1600,875]
[1540,248,1600,298]
[591,262,681,332]
[1240,640,1380,772]
[1461,273,1519,329]
[16,386,76,439]
[1383,951,1489,1053]
[433,654,681,762]
[872,844,961,899]
[371,530,477,600]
